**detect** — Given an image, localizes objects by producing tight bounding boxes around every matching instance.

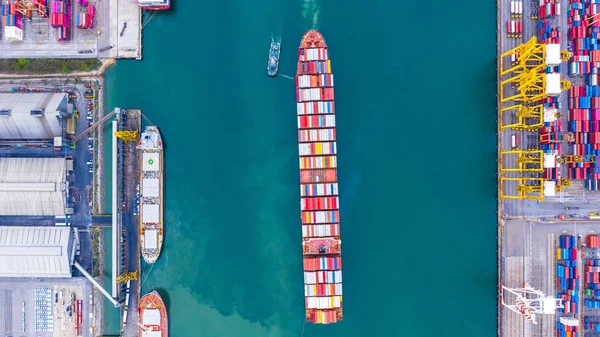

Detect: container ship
[137,126,164,264]
[296,30,342,325]
[137,0,170,10]
[138,290,168,337]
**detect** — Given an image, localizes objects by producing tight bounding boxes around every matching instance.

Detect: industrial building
[0,158,67,216]
[0,226,75,278]
[0,93,69,141]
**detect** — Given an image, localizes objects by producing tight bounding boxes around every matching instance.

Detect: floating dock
[296,30,342,325]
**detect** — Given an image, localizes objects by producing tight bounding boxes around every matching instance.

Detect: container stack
[540,20,561,45]
[507,20,522,38]
[540,120,563,156]
[510,0,523,18]
[2,0,24,42]
[557,320,579,337]
[540,0,561,18]
[296,31,342,325]
[75,11,92,29]
[50,0,70,41]
[76,0,87,6]
[585,317,600,331]
[557,235,579,314]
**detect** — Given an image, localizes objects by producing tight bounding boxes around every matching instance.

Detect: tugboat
[267,37,281,77]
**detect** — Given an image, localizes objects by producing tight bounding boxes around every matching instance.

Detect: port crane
[115,271,139,283]
[540,132,574,143]
[114,130,138,142]
[71,109,117,143]
[500,283,563,324]
[12,0,48,19]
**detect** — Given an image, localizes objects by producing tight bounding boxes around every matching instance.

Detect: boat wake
[301,0,320,29]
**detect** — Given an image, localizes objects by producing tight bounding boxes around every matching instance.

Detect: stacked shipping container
[1,0,24,42]
[557,235,579,314]
[557,321,579,337]
[50,0,70,40]
[296,30,342,325]
[584,317,600,331]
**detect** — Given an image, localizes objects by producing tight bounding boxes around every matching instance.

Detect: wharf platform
[497,0,600,336]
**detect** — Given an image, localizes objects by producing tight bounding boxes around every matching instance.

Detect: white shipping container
[5,26,23,42]
[556,3,560,16]
[518,1,522,14]
[511,1,515,13]
[302,224,340,237]
[305,296,342,309]
[511,21,515,33]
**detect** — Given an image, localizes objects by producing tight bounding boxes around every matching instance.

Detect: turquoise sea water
[103,0,498,335]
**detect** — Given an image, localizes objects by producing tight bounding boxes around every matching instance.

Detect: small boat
[267,38,281,77]
[138,291,168,337]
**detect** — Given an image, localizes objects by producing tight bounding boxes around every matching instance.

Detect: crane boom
[71,109,117,143]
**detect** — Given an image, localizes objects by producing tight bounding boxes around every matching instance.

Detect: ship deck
[497,0,600,336]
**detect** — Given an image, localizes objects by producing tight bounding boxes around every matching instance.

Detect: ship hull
[137,126,164,264]
[138,291,168,337]
[296,30,343,325]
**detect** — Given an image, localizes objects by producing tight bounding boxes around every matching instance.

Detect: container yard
[497,0,600,335]
[0,0,141,59]
[296,30,343,325]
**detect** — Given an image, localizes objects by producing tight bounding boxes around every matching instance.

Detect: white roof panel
[0,93,65,140]
[0,226,73,278]
[544,181,556,197]
[141,331,162,337]
[544,154,556,168]
[142,153,160,172]
[546,73,562,95]
[144,229,158,250]
[142,204,160,223]
[545,44,561,65]
[142,178,160,198]
[0,158,66,215]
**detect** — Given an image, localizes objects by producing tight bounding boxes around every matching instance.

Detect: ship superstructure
[137,0,170,10]
[137,126,164,264]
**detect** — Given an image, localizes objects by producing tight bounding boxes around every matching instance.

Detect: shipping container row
[507,20,523,35]
[557,265,580,279]
[586,179,600,190]
[75,12,93,29]
[300,183,339,197]
[299,156,337,170]
[296,74,334,88]
[544,167,560,180]
[298,115,336,129]
[568,109,600,121]
[510,0,523,16]
[305,296,342,309]
[585,317,600,331]
[304,270,342,284]
[299,48,329,61]
[308,309,339,324]
[299,142,337,156]
[298,129,336,143]
[301,196,339,211]
[297,60,332,75]
[296,88,335,102]
[302,224,340,238]
[3,14,22,27]
[299,169,337,184]
[587,234,600,248]
[560,234,577,249]
[301,210,340,224]
[540,1,561,18]
[557,321,579,337]
[297,101,335,115]
[305,283,343,296]
[303,257,342,271]
[585,299,600,308]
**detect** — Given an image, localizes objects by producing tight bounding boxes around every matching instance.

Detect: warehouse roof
[0,158,66,216]
[0,93,66,140]
[0,226,74,278]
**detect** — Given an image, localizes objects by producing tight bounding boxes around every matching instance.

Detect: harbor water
[103,0,498,335]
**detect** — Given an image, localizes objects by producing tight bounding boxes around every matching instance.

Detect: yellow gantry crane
[114,130,138,142]
[115,271,139,283]
[500,177,545,200]
[499,104,545,130]
[500,150,544,173]
[559,155,596,164]
[501,71,571,103]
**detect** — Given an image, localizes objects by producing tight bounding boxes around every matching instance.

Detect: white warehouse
[0,226,75,278]
[0,157,67,216]
[0,92,68,140]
